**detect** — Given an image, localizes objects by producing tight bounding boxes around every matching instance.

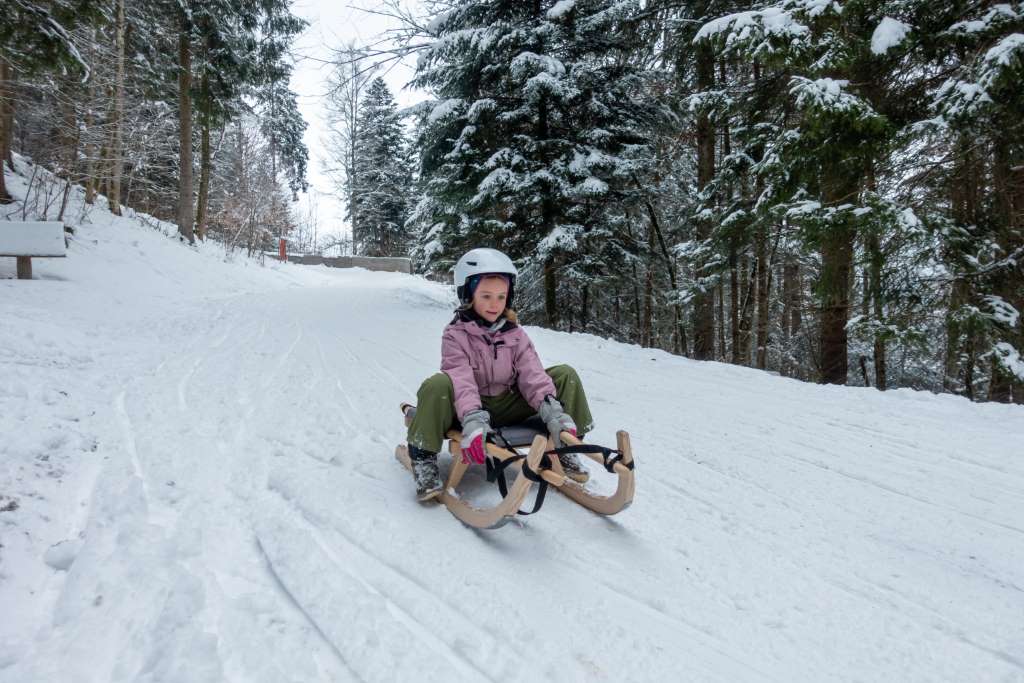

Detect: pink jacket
[441,311,556,420]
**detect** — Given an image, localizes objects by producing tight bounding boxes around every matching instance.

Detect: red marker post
[279,237,287,262]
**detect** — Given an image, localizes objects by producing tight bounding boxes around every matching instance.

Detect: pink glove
[459,409,490,465]
[463,433,486,464]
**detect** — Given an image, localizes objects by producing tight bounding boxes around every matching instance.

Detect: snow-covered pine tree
[654,0,745,359]
[695,0,924,384]
[158,0,306,243]
[193,3,258,240]
[0,0,99,203]
[324,45,377,248]
[351,77,411,257]
[923,1,1024,401]
[253,0,309,204]
[258,79,309,199]
[410,0,668,327]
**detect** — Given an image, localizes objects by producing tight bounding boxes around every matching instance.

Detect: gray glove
[459,409,491,464]
[537,395,576,447]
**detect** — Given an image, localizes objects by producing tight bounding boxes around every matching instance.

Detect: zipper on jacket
[487,338,506,359]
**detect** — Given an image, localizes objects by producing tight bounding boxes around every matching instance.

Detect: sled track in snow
[257,482,524,683]
[643,458,1024,669]
[253,534,364,682]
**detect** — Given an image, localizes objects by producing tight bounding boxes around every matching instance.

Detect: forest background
[2,0,1022,400]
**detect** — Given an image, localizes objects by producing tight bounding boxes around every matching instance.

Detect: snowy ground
[3,163,1024,682]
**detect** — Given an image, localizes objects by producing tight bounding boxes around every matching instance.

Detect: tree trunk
[0,61,12,170]
[819,234,854,384]
[97,143,110,201]
[84,103,97,205]
[642,227,655,347]
[347,63,361,254]
[0,60,14,203]
[196,114,210,239]
[717,282,726,361]
[987,130,1022,402]
[944,136,979,395]
[109,0,126,216]
[867,231,886,390]
[638,179,687,355]
[537,90,560,328]
[730,246,740,363]
[676,307,688,356]
[691,39,716,359]
[781,258,798,376]
[196,72,211,241]
[863,162,886,390]
[57,86,79,221]
[790,263,803,338]
[964,334,976,401]
[818,164,856,384]
[631,258,643,345]
[737,254,754,364]
[861,268,869,319]
[544,255,558,328]
[944,279,968,394]
[581,284,589,331]
[755,227,770,370]
[177,11,195,244]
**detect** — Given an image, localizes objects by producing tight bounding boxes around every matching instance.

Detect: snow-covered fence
[0,221,67,279]
[272,253,412,274]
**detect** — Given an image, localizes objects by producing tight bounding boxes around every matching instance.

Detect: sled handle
[559,431,635,475]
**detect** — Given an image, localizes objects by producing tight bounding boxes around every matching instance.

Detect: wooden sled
[395,403,635,529]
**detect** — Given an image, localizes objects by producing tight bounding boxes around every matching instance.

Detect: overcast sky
[288,0,426,243]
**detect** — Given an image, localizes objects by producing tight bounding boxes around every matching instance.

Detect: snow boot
[408,445,443,501]
[557,451,589,483]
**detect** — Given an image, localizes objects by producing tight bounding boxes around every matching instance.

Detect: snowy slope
[3,163,1024,682]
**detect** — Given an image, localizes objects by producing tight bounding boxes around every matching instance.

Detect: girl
[406,247,595,501]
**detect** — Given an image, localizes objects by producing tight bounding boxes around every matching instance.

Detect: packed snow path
[3,223,1024,681]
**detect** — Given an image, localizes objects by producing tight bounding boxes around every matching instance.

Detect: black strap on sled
[518,454,551,515]
[484,453,549,516]
[484,431,520,501]
[545,444,634,474]
[484,454,521,496]
[485,429,550,516]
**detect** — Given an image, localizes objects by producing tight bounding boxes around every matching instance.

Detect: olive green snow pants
[406,365,594,454]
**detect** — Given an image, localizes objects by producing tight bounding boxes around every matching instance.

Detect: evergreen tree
[351,77,410,257]
[924,1,1024,401]
[258,78,309,199]
[696,0,920,384]
[323,45,377,247]
[253,0,309,201]
[0,0,99,203]
[410,0,668,326]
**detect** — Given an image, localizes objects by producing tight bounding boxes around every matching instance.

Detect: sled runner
[395,404,635,529]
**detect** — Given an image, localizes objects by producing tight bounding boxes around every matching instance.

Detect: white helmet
[454,248,518,305]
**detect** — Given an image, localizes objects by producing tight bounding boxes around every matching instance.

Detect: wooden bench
[0,221,67,279]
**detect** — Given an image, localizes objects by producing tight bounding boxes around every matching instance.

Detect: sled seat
[402,406,546,448]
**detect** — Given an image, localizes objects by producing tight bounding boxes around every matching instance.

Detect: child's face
[472,276,509,323]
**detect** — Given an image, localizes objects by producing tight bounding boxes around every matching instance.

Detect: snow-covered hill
[3,162,1023,682]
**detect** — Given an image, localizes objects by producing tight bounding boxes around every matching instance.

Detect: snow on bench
[0,221,67,279]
